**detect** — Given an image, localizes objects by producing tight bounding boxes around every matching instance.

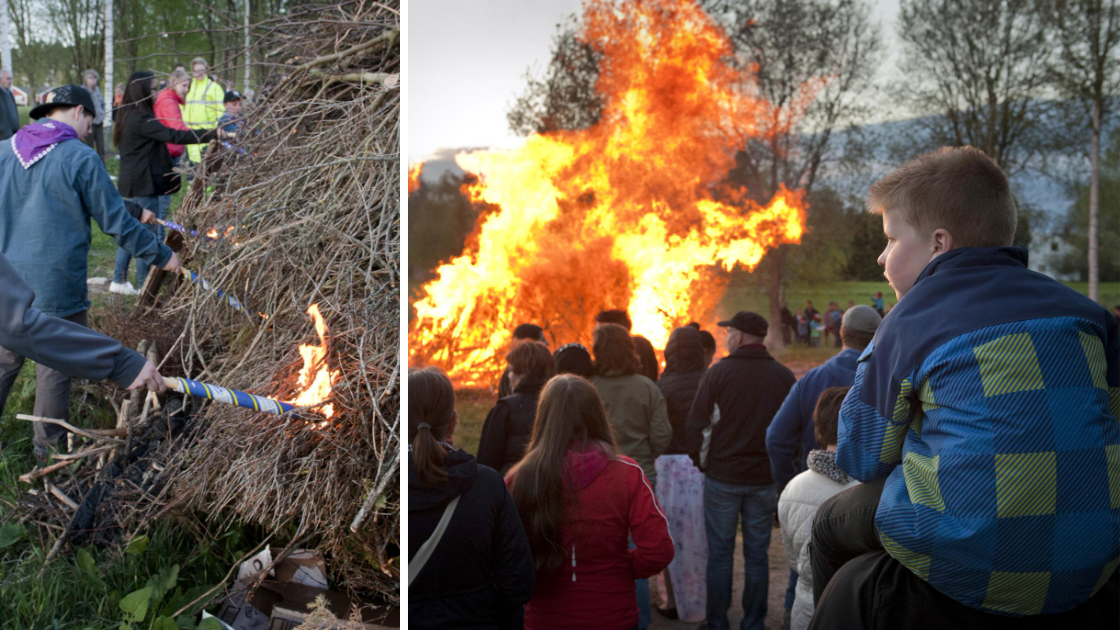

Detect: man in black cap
[0,84,180,459]
[685,311,795,630]
[496,323,548,399]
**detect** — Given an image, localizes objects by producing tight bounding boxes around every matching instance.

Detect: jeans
[113,195,169,286]
[0,311,88,450]
[703,476,776,630]
[630,537,651,629]
[784,568,797,611]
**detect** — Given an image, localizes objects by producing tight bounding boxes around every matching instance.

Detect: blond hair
[168,69,190,87]
[868,146,1017,247]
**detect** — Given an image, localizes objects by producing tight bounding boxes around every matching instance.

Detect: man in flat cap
[686,311,795,630]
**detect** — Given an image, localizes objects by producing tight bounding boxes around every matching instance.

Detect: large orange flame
[408,163,423,193]
[409,0,808,386]
[292,303,340,418]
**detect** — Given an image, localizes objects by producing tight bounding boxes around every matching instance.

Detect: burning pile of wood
[153,0,399,599]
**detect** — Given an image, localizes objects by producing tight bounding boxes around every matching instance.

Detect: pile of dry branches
[148,0,401,599]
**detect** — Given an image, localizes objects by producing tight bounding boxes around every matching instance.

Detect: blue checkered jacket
[837,247,1120,616]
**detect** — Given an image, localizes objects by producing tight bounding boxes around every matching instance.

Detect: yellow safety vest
[182,77,225,163]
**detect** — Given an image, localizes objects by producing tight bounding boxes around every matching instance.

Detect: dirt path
[649,522,791,630]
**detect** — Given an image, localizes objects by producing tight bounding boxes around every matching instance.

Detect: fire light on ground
[291,303,340,419]
[410,0,808,386]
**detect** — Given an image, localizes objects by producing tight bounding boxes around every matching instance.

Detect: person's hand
[162,252,182,273]
[127,361,165,392]
[140,209,157,225]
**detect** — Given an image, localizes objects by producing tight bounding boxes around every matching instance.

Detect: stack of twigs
[149,0,400,600]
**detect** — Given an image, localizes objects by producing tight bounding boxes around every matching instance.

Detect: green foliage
[125,534,150,556]
[0,523,26,548]
[786,188,858,284]
[845,210,886,281]
[407,170,484,292]
[1055,133,1120,282]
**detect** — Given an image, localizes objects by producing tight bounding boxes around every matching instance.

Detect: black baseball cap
[224,90,243,103]
[29,85,96,120]
[717,311,768,338]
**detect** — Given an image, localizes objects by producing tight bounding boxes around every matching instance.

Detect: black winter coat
[476,378,546,474]
[116,108,217,198]
[409,448,535,629]
[656,327,707,455]
[685,345,795,486]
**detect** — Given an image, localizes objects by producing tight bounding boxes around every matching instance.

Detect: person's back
[507,375,673,630]
[521,449,672,629]
[823,146,1120,622]
[777,388,859,630]
[408,368,534,630]
[657,326,707,455]
[477,340,554,474]
[591,372,669,481]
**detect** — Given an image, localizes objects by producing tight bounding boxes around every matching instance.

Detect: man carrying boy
[808,146,1118,627]
[0,85,181,458]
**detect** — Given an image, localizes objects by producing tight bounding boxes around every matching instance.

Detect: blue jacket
[767,347,860,491]
[837,247,1120,616]
[0,134,172,317]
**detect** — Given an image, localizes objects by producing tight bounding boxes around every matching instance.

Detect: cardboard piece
[274,549,329,590]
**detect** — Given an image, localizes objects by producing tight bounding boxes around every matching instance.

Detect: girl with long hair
[408,367,535,630]
[477,340,556,474]
[507,375,674,630]
[110,71,221,295]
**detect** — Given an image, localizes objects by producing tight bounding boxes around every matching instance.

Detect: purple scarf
[11,120,78,170]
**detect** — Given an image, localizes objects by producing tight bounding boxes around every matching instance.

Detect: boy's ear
[930,228,954,258]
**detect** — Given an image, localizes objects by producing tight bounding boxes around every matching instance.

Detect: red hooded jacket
[153,88,188,159]
[509,446,674,630]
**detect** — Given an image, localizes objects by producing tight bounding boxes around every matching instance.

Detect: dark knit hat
[29,85,96,120]
[554,343,592,378]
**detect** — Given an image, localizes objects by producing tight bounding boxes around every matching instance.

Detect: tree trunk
[244,0,251,92]
[767,246,786,347]
[0,0,11,74]
[102,0,112,129]
[1089,98,1100,301]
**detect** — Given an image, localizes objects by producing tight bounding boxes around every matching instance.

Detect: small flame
[291,303,340,418]
[206,228,219,239]
[408,163,423,193]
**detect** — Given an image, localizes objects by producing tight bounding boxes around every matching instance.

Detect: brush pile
[156,0,400,599]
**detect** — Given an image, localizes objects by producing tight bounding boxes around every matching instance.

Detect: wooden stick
[50,444,115,461]
[14,415,126,442]
[19,460,72,484]
[45,482,78,510]
[295,29,397,71]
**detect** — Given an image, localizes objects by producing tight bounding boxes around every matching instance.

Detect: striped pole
[182,269,254,319]
[157,218,213,241]
[163,376,295,415]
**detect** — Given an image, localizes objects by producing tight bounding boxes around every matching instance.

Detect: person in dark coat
[497,323,548,398]
[686,311,795,630]
[653,326,710,622]
[595,309,660,381]
[110,70,221,293]
[0,70,19,141]
[477,340,555,473]
[409,367,535,630]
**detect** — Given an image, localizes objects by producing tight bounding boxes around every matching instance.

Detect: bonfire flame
[410,0,807,386]
[292,303,341,418]
[408,163,423,193]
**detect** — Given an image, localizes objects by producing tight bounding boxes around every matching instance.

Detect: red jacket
[153,88,188,159]
[509,446,674,630]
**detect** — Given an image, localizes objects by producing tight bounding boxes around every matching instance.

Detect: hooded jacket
[778,452,859,630]
[837,247,1120,616]
[686,345,795,486]
[590,373,671,482]
[154,88,189,159]
[512,446,674,630]
[409,448,535,629]
[766,347,861,492]
[657,327,707,455]
[477,377,547,474]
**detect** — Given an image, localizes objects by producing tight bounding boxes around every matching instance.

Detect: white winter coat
[777,468,860,630]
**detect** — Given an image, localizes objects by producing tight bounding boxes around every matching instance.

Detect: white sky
[409,0,903,161]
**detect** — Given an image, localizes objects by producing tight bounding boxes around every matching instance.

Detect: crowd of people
[0,60,246,461]
[780,294,891,349]
[409,147,1120,630]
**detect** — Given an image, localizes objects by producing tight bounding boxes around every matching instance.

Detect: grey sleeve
[0,252,146,387]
